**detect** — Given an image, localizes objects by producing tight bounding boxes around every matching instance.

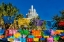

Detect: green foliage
[1,3,18,16]
[36,16,40,19]
[53,10,64,21]
[0,2,19,25]
[15,14,24,20]
[29,19,35,29]
[41,20,46,30]
[53,10,64,30]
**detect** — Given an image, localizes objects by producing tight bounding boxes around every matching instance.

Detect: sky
[0,0,64,20]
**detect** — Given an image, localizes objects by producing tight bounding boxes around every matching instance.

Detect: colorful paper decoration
[3,16,14,24]
[33,19,43,26]
[14,32,21,38]
[40,38,45,41]
[18,18,30,26]
[56,30,64,33]
[14,38,21,42]
[28,35,34,38]
[47,37,54,42]
[22,38,26,42]
[36,36,42,38]
[27,38,33,42]
[58,20,64,26]
[43,30,51,36]
[33,38,39,41]
[54,35,60,41]
[23,29,29,35]
[51,30,55,36]
[44,36,49,38]
[54,31,60,35]
[19,29,23,35]
[61,36,64,39]
[0,35,4,39]
[0,29,5,35]
[23,35,26,38]
[32,30,41,37]
[60,33,64,36]
[8,38,14,41]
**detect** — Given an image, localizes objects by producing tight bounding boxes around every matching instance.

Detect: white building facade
[26,5,38,19]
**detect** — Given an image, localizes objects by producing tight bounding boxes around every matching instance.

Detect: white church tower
[26,5,38,19]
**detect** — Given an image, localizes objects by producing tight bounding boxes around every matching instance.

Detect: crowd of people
[0,24,64,42]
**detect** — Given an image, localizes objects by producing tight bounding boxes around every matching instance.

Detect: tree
[29,18,37,29]
[0,2,19,24]
[0,3,5,25]
[4,3,18,16]
[53,10,64,30]
[36,16,40,19]
[14,14,24,26]
[0,2,18,16]
[41,20,46,30]
[15,14,24,20]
